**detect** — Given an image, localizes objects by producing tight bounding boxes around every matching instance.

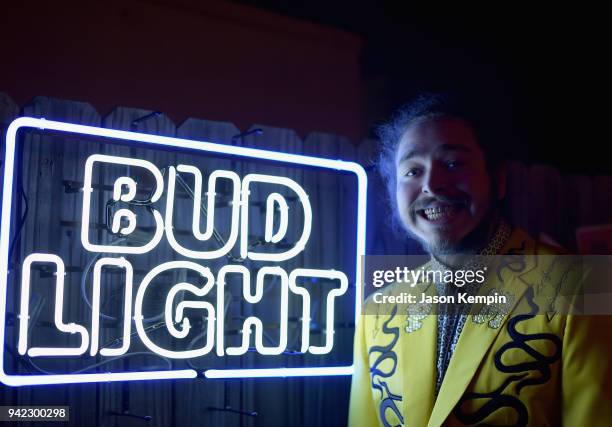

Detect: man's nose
[421,165,449,195]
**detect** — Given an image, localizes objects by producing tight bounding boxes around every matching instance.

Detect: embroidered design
[405,301,432,333]
[454,376,529,426]
[454,287,562,426]
[535,256,582,321]
[368,305,404,427]
[495,287,562,391]
[435,309,468,395]
[496,241,527,283]
[406,222,510,335]
[472,289,515,329]
[480,220,512,256]
[372,306,381,340]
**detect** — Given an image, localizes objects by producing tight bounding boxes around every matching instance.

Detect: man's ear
[496,161,507,200]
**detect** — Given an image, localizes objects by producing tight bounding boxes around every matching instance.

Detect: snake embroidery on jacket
[454,287,562,426]
[368,305,404,427]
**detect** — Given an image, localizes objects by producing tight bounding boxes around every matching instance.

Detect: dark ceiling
[231,2,607,174]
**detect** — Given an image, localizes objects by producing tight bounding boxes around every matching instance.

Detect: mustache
[410,195,468,212]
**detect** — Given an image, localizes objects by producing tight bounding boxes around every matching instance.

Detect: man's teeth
[423,206,457,220]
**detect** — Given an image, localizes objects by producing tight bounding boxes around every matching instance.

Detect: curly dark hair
[376,91,510,229]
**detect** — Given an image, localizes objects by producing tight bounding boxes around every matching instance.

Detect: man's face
[395,116,498,254]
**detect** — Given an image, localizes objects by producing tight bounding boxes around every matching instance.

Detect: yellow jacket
[349,229,612,426]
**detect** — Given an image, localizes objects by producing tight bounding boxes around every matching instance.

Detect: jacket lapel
[400,283,438,426]
[426,229,537,427]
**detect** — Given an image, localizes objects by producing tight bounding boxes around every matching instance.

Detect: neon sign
[0,117,367,386]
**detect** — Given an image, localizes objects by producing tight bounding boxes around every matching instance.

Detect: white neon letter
[264,192,289,243]
[81,154,164,254]
[240,174,312,262]
[226,266,289,356]
[215,264,250,356]
[18,254,89,357]
[165,165,241,259]
[90,257,133,356]
[288,269,348,355]
[134,261,215,358]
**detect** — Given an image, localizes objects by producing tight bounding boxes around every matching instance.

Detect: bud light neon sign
[0,117,367,386]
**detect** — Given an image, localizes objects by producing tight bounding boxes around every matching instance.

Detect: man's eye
[404,168,421,177]
[446,161,463,169]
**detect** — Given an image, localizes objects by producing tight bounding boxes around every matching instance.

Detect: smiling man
[349,94,612,426]
[395,115,498,256]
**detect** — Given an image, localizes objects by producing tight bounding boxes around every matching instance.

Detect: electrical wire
[186,290,232,370]
[8,186,29,266]
[26,351,171,375]
[79,238,130,321]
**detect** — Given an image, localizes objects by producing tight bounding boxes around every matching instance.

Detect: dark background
[2,1,608,173]
[236,1,608,174]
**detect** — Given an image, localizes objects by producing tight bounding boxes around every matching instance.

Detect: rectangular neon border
[0,117,367,386]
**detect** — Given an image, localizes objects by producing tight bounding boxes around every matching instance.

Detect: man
[349,94,612,426]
